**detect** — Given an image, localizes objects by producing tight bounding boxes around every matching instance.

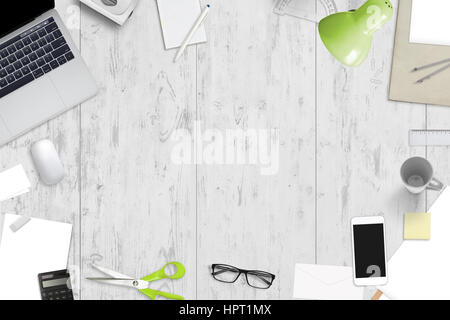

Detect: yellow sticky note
[404,213,431,240]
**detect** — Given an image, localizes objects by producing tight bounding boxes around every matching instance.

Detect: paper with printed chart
[0,214,72,300]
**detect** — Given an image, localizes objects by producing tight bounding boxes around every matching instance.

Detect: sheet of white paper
[156,0,207,50]
[293,264,364,300]
[410,0,450,46]
[0,165,30,202]
[379,187,450,300]
[0,214,72,300]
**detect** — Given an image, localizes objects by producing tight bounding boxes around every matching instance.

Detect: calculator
[38,270,74,300]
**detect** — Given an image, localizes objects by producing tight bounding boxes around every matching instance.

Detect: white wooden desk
[0,0,448,300]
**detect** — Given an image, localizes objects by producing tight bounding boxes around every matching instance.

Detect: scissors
[87,262,186,300]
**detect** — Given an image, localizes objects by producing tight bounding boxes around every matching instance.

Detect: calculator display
[42,277,69,288]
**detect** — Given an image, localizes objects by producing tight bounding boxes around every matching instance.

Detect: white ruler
[410,130,450,146]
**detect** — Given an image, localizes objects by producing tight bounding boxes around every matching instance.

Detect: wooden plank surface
[78,0,197,299]
[196,0,316,299]
[2,0,449,300]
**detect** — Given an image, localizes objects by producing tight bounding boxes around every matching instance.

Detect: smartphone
[351,216,388,286]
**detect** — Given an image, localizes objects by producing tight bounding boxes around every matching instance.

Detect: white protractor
[274,0,338,23]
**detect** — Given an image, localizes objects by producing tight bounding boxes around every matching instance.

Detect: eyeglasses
[211,264,275,289]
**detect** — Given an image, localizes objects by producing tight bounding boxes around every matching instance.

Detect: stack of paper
[0,214,72,300]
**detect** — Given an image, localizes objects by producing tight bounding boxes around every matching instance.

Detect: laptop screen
[0,1,55,39]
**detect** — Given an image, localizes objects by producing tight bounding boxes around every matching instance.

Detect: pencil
[415,63,450,84]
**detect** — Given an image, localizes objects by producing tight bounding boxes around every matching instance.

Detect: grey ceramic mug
[400,157,444,194]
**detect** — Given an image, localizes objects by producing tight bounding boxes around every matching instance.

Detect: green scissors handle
[141,262,186,282]
[139,262,186,300]
[139,289,184,300]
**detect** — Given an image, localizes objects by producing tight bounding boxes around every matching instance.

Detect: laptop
[0,1,97,147]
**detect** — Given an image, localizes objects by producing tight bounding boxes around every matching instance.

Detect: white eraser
[9,216,31,233]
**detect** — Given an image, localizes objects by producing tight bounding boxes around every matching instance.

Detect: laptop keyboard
[0,17,74,99]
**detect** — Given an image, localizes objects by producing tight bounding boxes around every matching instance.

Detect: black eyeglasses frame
[211,264,276,289]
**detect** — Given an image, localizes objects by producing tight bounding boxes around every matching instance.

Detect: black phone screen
[353,223,386,278]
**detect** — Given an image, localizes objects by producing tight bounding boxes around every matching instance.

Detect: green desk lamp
[318,0,393,67]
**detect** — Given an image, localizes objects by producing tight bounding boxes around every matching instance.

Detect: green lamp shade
[319,0,393,67]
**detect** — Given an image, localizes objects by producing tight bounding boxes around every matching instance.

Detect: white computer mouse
[31,139,65,186]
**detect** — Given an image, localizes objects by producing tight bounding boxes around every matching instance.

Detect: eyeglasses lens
[246,271,273,289]
[213,265,240,283]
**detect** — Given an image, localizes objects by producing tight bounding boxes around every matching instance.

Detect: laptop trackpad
[0,77,65,134]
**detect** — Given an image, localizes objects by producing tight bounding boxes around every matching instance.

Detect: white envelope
[293,264,364,300]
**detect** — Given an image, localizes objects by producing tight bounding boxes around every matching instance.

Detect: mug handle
[427,177,444,191]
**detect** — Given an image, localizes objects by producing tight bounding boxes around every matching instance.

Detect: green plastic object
[139,288,185,301]
[318,0,393,67]
[140,262,186,300]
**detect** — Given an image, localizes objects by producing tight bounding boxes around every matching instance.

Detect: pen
[174,4,210,62]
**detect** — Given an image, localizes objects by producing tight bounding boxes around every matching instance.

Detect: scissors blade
[86,278,148,289]
[91,264,133,279]
[86,278,149,290]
